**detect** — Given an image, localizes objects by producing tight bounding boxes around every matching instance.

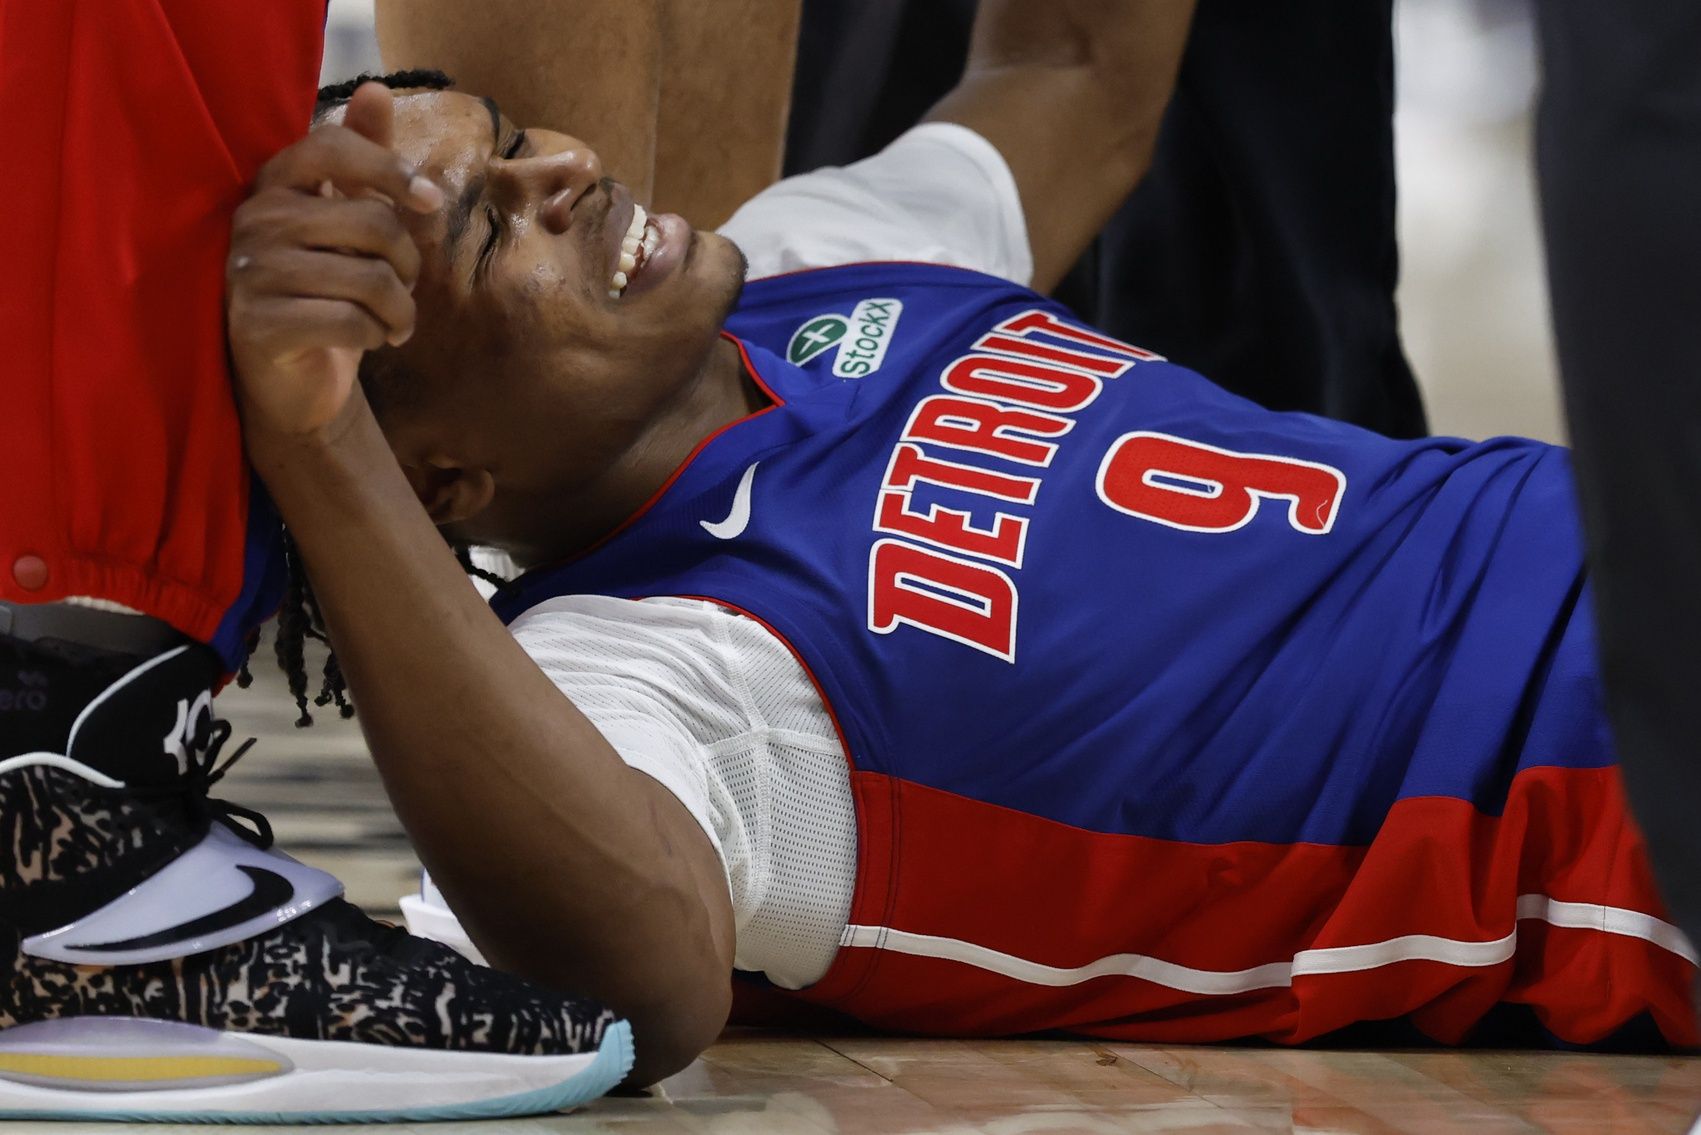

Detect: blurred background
[228,0,1567,922]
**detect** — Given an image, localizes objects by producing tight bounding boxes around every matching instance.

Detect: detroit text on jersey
[866,308,1347,662]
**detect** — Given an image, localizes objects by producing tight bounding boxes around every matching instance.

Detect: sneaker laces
[125,718,274,850]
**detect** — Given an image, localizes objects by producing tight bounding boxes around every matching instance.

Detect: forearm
[375,0,661,201]
[927,0,1195,291]
[962,0,1190,128]
[651,0,800,228]
[247,402,730,1083]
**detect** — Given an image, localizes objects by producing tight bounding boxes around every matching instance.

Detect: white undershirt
[720,121,1032,287]
[409,124,1031,990]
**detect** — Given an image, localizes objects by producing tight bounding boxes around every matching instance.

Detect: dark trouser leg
[1093,0,1422,437]
[786,0,1424,437]
[1537,0,1701,950]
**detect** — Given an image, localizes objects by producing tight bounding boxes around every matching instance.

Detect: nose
[489,135,604,234]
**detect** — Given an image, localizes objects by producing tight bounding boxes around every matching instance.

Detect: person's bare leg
[374,0,800,230]
[653,0,800,228]
[375,0,662,200]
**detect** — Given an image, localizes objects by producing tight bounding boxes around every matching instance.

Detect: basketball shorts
[0,0,324,668]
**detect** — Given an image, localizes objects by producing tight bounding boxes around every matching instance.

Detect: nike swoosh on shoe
[21,824,344,967]
[64,864,295,953]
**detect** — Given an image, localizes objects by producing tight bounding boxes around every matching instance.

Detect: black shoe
[0,635,631,1122]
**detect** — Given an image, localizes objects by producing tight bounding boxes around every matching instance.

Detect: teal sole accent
[0,1019,633,1124]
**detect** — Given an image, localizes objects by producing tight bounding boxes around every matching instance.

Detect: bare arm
[225,85,733,1086]
[927,0,1196,292]
[375,0,801,229]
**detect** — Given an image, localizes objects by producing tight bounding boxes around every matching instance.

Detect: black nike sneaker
[0,632,632,1122]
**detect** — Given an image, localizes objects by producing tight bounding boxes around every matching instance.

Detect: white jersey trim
[841,895,1696,995]
[1515,893,1698,965]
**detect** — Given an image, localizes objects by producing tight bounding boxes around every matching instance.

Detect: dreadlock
[274,532,333,727]
[257,531,513,728]
[250,67,479,726]
[455,544,512,590]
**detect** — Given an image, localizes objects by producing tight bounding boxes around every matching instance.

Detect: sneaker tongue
[65,644,223,786]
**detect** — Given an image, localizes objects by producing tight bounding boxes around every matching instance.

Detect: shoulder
[718,123,1032,286]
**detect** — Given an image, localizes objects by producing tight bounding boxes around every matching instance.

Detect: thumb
[343,80,396,152]
[339,81,441,213]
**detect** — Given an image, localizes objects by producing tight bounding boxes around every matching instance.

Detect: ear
[400,460,497,527]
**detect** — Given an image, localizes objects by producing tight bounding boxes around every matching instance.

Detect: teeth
[610,204,649,298]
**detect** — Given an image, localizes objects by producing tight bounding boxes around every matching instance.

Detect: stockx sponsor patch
[786,299,903,378]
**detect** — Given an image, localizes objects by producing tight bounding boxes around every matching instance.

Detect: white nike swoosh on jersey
[701,462,760,540]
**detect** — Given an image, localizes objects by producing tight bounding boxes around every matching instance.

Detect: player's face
[350,91,746,492]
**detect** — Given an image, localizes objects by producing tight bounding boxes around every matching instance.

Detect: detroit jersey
[494,262,1695,1045]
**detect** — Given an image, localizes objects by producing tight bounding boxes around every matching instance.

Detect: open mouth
[608,204,659,299]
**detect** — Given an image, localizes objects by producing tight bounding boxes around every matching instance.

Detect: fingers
[342,81,397,152]
[226,84,440,436]
[230,85,439,379]
[237,192,423,288]
[232,249,417,347]
[257,114,442,214]
[230,189,421,349]
[229,295,392,360]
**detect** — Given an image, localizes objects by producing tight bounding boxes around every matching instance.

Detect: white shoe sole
[0,1016,632,1123]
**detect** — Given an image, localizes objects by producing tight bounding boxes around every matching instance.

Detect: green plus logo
[785,299,904,378]
[787,315,849,365]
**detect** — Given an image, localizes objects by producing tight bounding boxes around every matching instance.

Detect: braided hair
[240,68,485,725]
[313,68,455,120]
[240,532,508,727]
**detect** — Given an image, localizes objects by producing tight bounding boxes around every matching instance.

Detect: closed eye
[474,129,530,279]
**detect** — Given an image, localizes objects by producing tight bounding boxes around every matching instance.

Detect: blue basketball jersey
[496,261,1605,841]
[491,263,1688,1044]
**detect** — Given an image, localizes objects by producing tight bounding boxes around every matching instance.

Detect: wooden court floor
[82,644,1690,1135]
[7,1040,1696,1133]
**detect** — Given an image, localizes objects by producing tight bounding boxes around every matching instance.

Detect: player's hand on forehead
[226,83,444,442]
[258,82,444,211]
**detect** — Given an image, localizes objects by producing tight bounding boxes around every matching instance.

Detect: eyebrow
[443,96,504,268]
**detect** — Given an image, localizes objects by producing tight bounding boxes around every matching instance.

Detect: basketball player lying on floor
[227,2,1696,1081]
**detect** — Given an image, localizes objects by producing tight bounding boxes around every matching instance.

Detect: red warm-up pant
[0,0,324,667]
